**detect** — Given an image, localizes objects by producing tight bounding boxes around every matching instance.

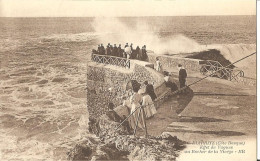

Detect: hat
[138,88,146,94]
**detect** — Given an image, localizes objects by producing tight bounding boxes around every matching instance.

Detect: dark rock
[67,144,94,161]
[70,114,185,161]
[100,143,129,160]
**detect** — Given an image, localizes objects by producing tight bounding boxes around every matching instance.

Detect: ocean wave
[185,44,256,78]
[40,32,101,42]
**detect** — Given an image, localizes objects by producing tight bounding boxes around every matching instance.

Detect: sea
[0,16,256,160]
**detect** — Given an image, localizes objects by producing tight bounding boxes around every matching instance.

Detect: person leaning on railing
[118,44,123,57]
[112,44,118,56]
[97,44,101,54]
[106,43,111,55]
[100,44,105,55]
[124,45,132,59]
[135,46,141,60]
[92,49,98,55]
[141,45,148,61]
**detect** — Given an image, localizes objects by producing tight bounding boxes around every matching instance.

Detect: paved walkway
[136,71,256,142]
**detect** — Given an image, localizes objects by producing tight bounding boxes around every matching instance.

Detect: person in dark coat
[112,44,118,56]
[141,45,148,61]
[118,44,123,57]
[136,46,141,60]
[130,47,137,59]
[106,103,121,122]
[130,43,133,51]
[163,71,178,92]
[129,43,134,59]
[97,45,101,54]
[178,64,187,89]
[100,44,105,55]
[106,43,111,55]
[92,49,98,54]
[125,43,129,48]
[110,45,114,55]
[144,81,157,101]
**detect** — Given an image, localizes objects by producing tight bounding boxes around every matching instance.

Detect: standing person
[136,46,141,60]
[112,44,118,56]
[124,45,132,59]
[106,43,111,55]
[142,91,157,119]
[97,44,101,54]
[129,43,135,59]
[130,43,133,51]
[141,45,148,61]
[156,57,163,72]
[100,44,105,55]
[178,64,187,89]
[110,44,114,55]
[130,84,145,130]
[118,44,123,57]
[144,81,157,101]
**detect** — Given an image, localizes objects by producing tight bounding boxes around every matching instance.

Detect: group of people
[105,58,188,133]
[93,43,148,61]
[120,80,157,131]
[155,57,187,90]
[163,64,187,91]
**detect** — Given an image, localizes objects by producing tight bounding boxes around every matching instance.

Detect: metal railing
[92,53,131,69]
[199,60,244,81]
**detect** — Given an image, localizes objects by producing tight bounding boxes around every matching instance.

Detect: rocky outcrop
[68,115,186,161]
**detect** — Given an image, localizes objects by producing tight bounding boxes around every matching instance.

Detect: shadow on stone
[176,116,228,123]
[176,86,194,114]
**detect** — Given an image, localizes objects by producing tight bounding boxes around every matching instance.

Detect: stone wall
[87,61,165,121]
[147,53,201,72]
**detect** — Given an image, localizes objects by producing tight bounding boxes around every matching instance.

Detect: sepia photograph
[0,0,257,160]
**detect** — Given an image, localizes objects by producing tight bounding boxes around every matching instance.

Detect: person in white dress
[142,92,157,119]
[124,46,132,59]
[130,91,145,129]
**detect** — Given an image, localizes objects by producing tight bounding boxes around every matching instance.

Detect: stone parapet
[147,53,201,72]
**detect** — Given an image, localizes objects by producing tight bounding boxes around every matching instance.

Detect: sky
[0,0,256,17]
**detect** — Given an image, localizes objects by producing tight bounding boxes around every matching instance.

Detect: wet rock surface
[68,115,186,161]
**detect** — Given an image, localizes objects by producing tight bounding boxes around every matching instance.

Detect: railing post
[229,70,232,81]
[90,54,131,68]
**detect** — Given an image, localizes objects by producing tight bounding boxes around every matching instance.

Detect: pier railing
[199,60,244,81]
[91,53,130,69]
